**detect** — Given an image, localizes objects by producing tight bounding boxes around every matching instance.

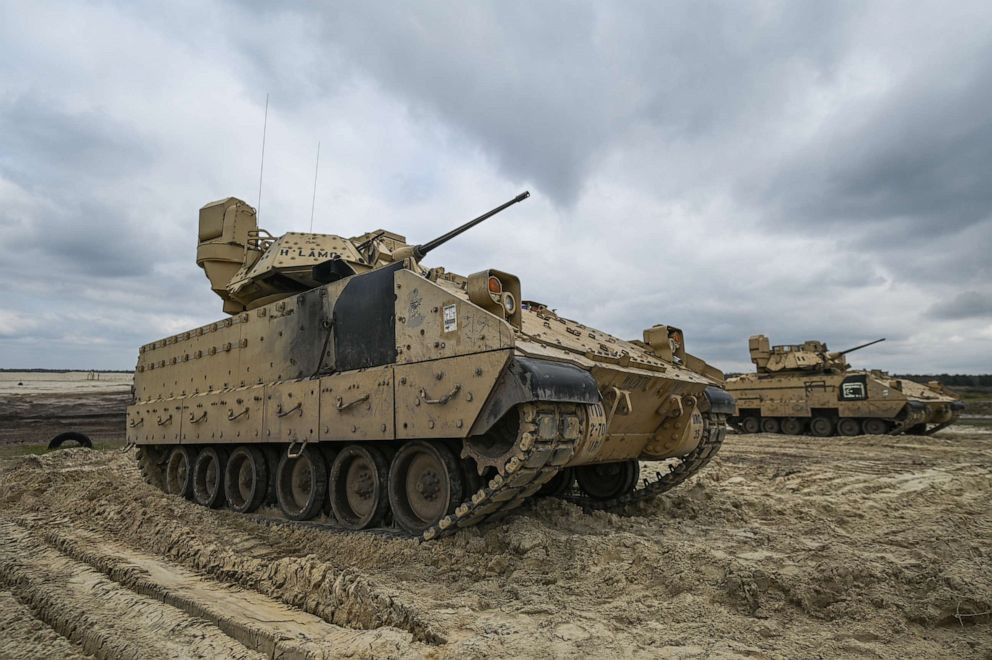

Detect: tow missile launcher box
[129,192,735,540]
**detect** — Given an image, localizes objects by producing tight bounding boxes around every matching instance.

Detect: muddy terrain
[0,378,990,658]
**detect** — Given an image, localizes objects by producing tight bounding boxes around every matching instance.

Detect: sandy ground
[0,379,990,658]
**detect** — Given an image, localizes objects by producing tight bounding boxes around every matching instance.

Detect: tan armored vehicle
[726,335,964,436]
[127,193,735,540]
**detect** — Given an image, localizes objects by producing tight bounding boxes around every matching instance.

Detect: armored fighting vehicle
[127,193,734,540]
[726,335,964,436]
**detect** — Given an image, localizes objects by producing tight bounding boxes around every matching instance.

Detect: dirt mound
[1,428,990,657]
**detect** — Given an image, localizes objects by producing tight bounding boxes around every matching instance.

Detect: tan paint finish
[395,350,511,439]
[127,399,183,444]
[264,380,319,444]
[130,196,732,476]
[319,367,394,441]
[730,372,907,419]
[394,270,514,364]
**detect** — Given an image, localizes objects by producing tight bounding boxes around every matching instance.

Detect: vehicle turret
[196,192,529,314]
[748,334,885,374]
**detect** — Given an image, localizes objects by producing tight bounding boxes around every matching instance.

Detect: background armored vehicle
[727,335,964,436]
[127,193,734,540]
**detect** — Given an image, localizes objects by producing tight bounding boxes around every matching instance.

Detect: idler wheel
[862,418,888,435]
[810,416,835,437]
[537,467,575,498]
[329,445,390,530]
[837,418,861,436]
[741,417,760,434]
[192,446,227,508]
[275,446,327,521]
[780,418,804,435]
[760,418,781,434]
[224,446,269,513]
[389,441,463,535]
[575,460,640,501]
[165,446,196,499]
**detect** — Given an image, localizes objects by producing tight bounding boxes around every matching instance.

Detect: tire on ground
[48,432,93,450]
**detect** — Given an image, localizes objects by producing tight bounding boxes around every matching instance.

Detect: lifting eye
[487,276,502,294]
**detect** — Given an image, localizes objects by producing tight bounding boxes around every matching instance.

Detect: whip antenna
[257,93,269,221]
[309,141,320,232]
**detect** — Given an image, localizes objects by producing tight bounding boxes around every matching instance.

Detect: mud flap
[469,357,600,435]
[700,385,736,416]
[890,400,928,435]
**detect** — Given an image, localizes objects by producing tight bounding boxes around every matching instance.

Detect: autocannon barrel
[397,191,530,262]
[835,337,886,355]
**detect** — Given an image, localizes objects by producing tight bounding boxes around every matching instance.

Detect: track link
[564,412,727,510]
[422,402,582,541]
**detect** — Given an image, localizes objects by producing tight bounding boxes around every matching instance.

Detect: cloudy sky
[1,1,990,373]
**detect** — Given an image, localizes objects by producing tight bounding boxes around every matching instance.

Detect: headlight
[501,292,516,315]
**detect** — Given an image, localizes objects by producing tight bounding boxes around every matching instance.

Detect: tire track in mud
[0,520,422,659]
[0,521,262,659]
[106,510,443,644]
[0,589,91,660]
[1,449,444,645]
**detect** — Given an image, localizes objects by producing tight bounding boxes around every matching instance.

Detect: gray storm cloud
[0,0,990,373]
[928,291,992,321]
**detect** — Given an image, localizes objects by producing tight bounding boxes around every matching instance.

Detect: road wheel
[275,446,327,521]
[192,447,227,508]
[837,418,861,436]
[760,418,781,434]
[329,445,390,530]
[389,441,463,535]
[741,417,761,434]
[165,447,196,499]
[862,418,888,435]
[536,467,575,498]
[781,417,804,435]
[575,460,640,501]
[224,446,269,513]
[810,416,834,437]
